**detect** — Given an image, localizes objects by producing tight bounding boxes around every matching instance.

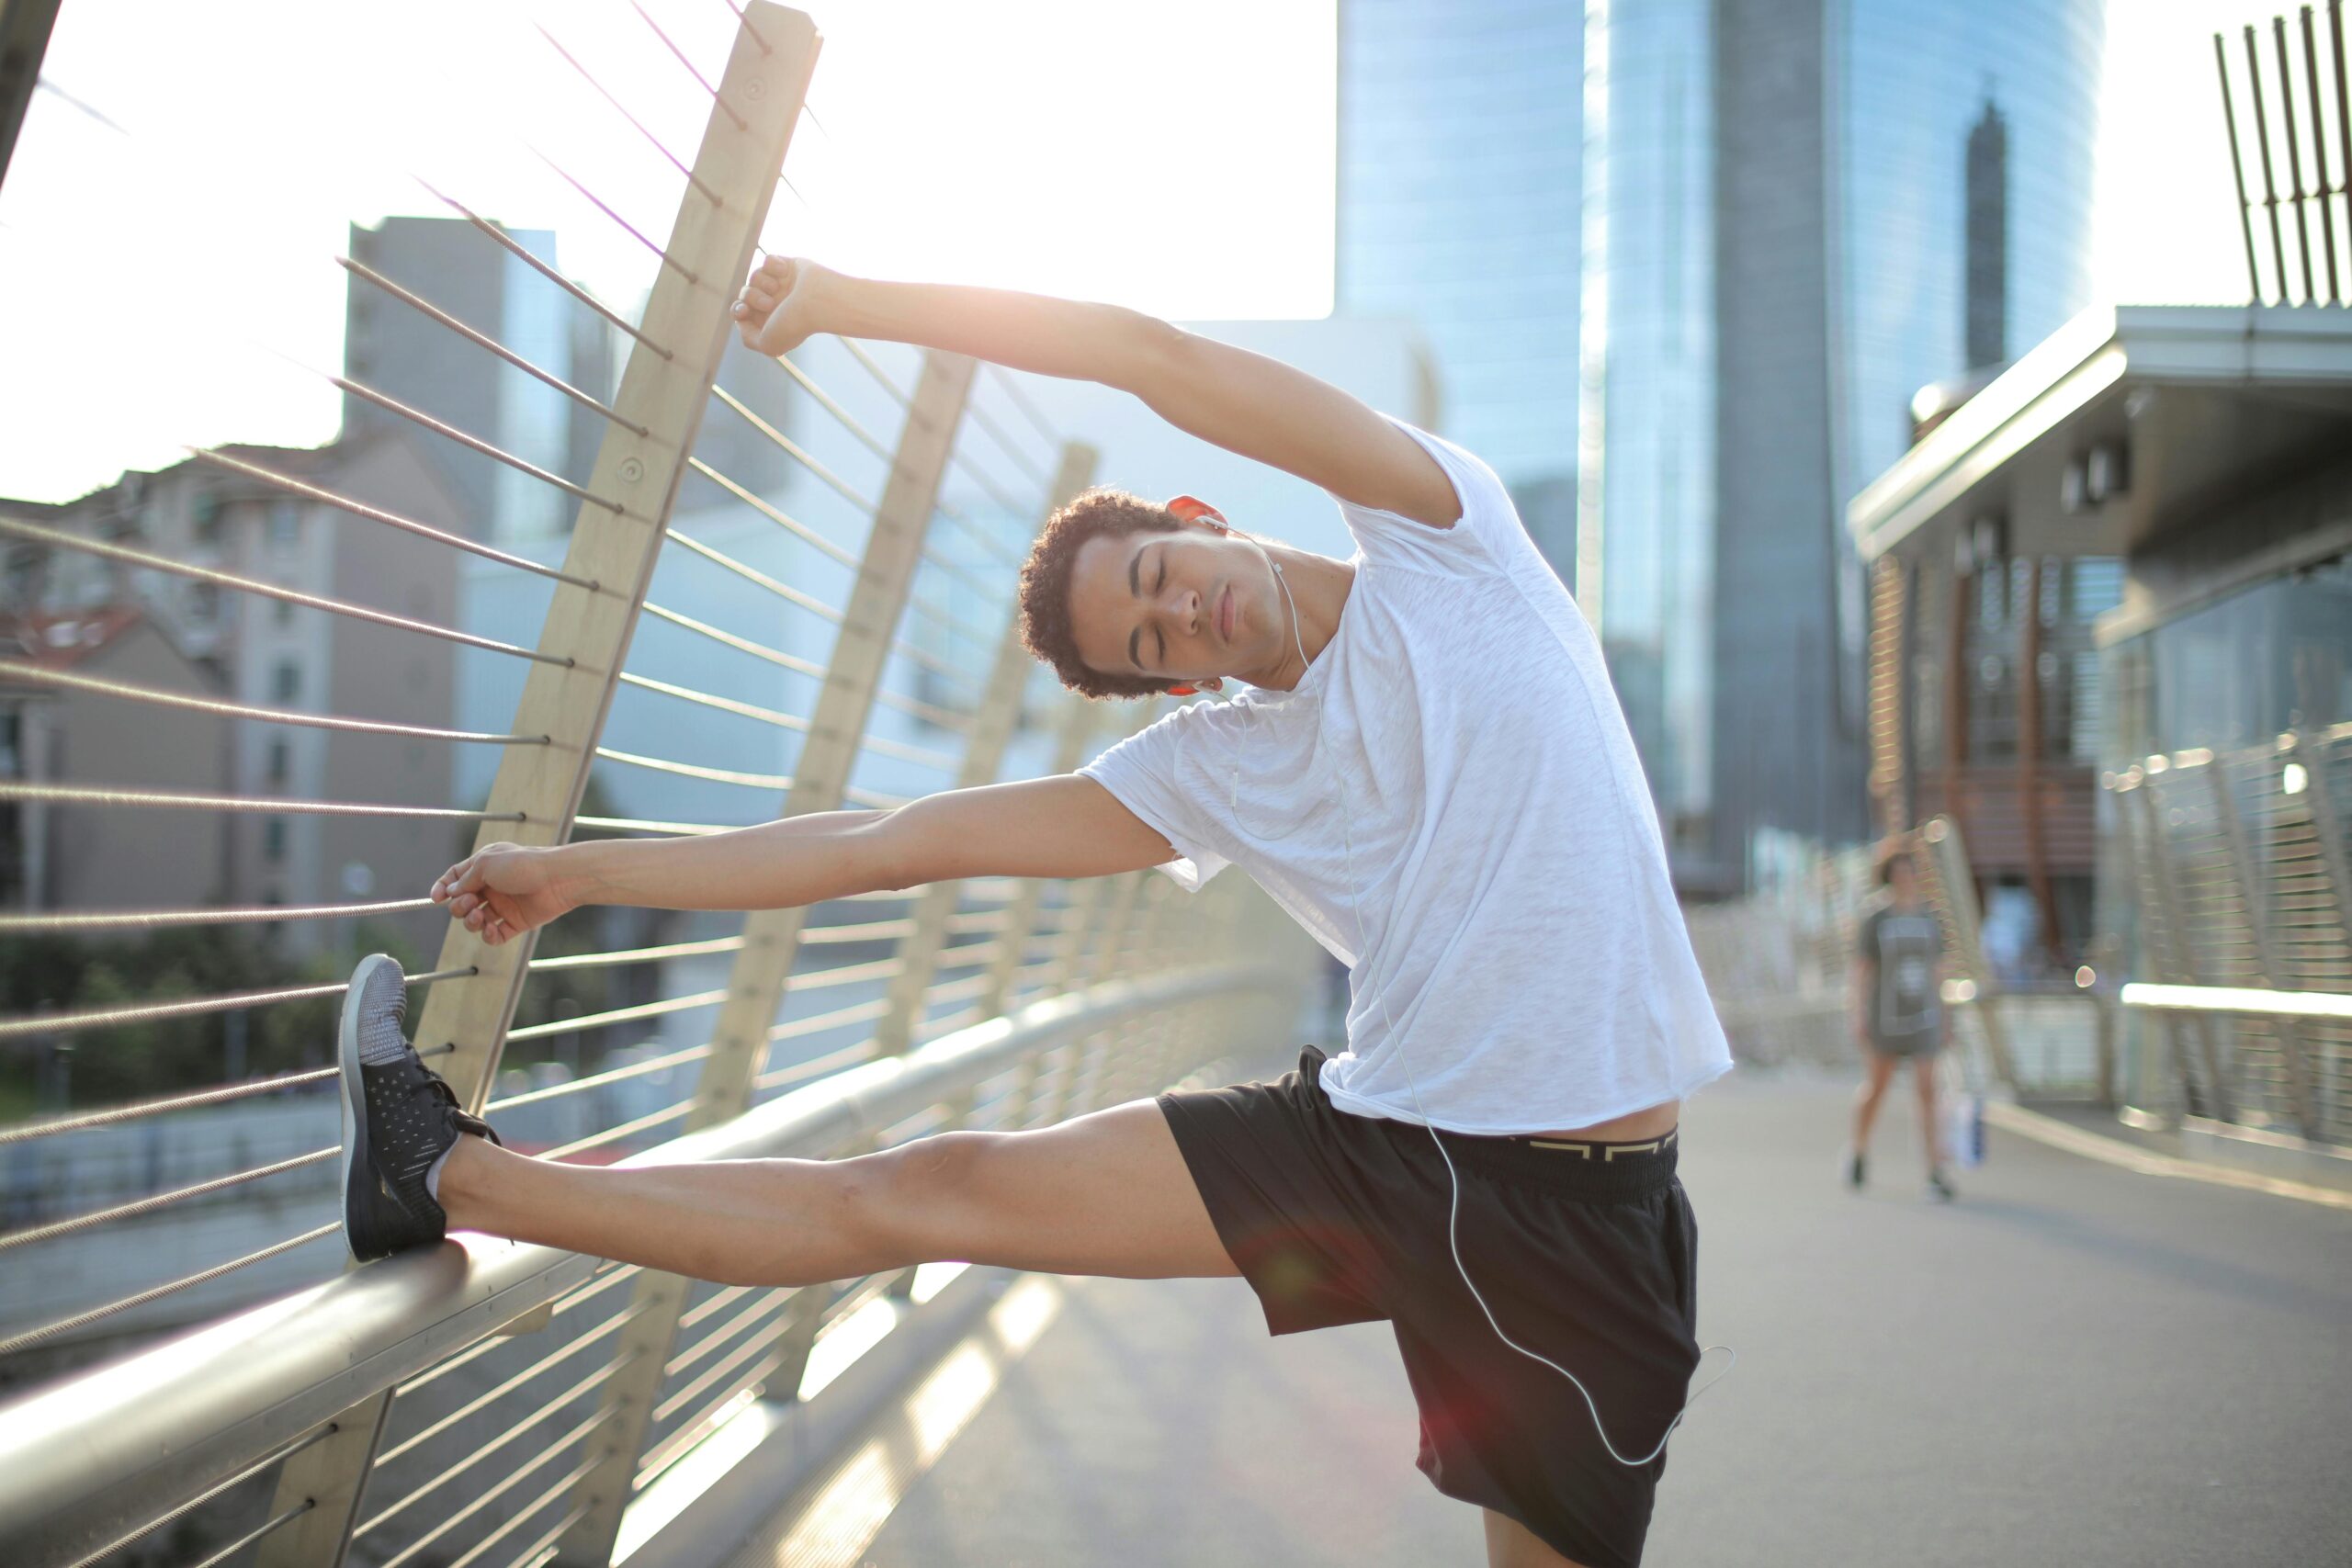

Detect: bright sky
[0,0,2306,503]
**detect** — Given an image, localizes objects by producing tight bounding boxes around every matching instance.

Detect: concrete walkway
[790,1069,2352,1565]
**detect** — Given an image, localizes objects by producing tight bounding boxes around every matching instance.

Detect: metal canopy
[1848,303,2352,567]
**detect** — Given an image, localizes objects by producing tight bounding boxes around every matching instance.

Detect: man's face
[1065,516,1288,689]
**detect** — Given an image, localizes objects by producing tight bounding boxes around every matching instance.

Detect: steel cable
[684,455,861,568]
[484,1042,717,1114]
[416,175,674,361]
[537,21,723,208]
[339,256,652,436]
[0,964,476,1043]
[636,0,748,132]
[0,514,576,666]
[707,385,880,514]
[0,1146,335,1256]
[377,1413,613,1568]
[364,1356,624,1538]
[531,142,700,287]
[375,1306,646,1468]
[192,447,607,588]
[987,362,1070,451]
[0,660,547,746]
[0,781,526,823]
[0,1068,334,1145]
[664,525,844,624]
[0,1221,341,1358]
[0,896,435,936]
[332,374,633,517]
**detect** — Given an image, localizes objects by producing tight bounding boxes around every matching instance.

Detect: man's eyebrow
[1125,543,1149,670]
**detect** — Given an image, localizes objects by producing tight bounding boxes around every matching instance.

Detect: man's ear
[1165,495,1227,528]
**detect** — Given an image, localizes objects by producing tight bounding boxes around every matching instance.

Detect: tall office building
[1581,0,2101,891]
[1337,1,1583,570]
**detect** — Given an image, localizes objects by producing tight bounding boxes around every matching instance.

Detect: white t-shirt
[1078,419,1732,1134]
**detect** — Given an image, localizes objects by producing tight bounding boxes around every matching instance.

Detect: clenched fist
[731,254,829,357]
[431,842,578,947]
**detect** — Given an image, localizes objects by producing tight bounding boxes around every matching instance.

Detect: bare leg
[1915,1055,1944,1173]
[435,1099,1238,1287]
[1851,1049,1896,1156]
[1483,1509,1588,1568]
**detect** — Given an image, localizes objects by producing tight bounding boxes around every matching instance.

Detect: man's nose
[1163,585,1201,635]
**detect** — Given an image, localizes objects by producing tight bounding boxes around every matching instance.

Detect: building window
[187,581,220,624]
[267,502,300,552]
[266,737,289,787]
[274,596,295,628]
[264,817,288,863]
[190,491,223,547]
[273,660,300,704]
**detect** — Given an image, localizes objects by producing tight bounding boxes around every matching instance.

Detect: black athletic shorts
[1158,1047,1702,1568]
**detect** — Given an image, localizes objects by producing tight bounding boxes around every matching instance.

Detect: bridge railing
[0,7,1317,1565]
[2103,724,2352,1145]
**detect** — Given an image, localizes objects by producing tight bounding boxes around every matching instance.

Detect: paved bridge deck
[720,1069,2351,1567]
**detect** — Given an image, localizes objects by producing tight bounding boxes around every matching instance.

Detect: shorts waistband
[1422,1123,1679,1201]
[1298,1047,1679,1201]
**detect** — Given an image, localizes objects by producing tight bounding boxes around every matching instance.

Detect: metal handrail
[2120,981,2352,1021]
[0,963,1297,1568]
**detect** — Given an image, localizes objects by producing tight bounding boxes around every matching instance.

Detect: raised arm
[432,776,1174,945]
[734,259,1461,528]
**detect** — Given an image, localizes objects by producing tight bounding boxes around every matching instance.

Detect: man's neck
[1250,547,1353,691]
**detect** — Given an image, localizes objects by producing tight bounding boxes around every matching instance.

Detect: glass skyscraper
[1576,0,2102,890]
[1337,0,1584,569]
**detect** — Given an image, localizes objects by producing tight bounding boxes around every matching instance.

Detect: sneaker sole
[338,953,401,1262]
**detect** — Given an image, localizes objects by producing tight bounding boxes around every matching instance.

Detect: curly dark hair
[1016,487,1187,700]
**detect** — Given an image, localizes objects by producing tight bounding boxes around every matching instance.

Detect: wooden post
[873,443,1096,1055]
[555,349,972,1566]
[258,12,819,1567]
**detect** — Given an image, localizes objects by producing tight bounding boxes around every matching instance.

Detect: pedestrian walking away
[338,256,1737,1568]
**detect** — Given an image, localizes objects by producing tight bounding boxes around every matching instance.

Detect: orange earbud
[1165,495,1227,526]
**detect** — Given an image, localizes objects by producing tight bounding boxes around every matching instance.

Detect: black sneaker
[1846,1151,1866,1190]
[339,953,503,1262]
[1925,1168,1957,1203]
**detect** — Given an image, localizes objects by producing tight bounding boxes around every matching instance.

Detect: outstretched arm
[433,776,1174,945]
[733,259,1460,528]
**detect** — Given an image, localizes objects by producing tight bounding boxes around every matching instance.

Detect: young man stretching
[339,257,1733,1568]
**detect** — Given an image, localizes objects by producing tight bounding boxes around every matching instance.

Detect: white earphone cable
[1230,536,1735,1469]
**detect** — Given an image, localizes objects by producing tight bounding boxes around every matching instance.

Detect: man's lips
[1218,584,1234,641]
